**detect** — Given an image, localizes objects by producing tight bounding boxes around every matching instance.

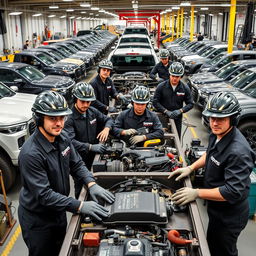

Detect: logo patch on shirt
[90,118,96,125]
[177,92,185,96]
[62,146,71,157]
[143,122,153,127]
[210,156,220,166]
[107,86,111,90]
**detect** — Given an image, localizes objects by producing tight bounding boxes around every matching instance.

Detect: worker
[18,91,115,256]
[169,92,255,256]
[149,49,172,82]
[153,62,193,138]
[197,32,204,41]
[23,40,30,50]
[113,85,164,146]
[90,59,128,114]
[64,82,114,198]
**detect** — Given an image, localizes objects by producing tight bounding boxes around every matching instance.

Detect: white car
[0,82,36,190]
[117,34,154,48]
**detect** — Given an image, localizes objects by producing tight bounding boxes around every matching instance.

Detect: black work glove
[108,106,118,113]
[80,201,109,221]
[119,95,129,105]
[89,184,115,204]
[90,144,107,153]
[166,110,182,119]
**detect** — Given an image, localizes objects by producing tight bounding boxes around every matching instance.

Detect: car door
[0,69,26,91]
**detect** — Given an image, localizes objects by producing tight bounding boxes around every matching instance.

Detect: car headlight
[0,122,28,134]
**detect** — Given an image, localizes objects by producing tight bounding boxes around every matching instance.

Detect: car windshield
[120,38,150,44]
[17,66,45,81]
[216,63,238,79]
[201,47,216,57]
[208,54,225,65]
[0,82,15,99]
[37,53,56,65]
[118,45,151,49]
[197,45,211,55]
[243,82,256,96]
[111,55,155,66]
[49,50,63,60]
[124,28,148,35]
[230,70,256,89]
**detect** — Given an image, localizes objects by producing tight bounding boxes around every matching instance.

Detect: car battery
[249,168,256,218]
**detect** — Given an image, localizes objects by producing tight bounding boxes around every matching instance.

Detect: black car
[14,51,83,81]
[0,62,75,104]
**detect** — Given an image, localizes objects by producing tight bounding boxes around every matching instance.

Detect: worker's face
[160,57,169,65]
[210,117,231,138]
[99,68,111,80]
[170,75,181,86]
[43,115,67,136]
[133,102,147,115]
[76,99,91,113]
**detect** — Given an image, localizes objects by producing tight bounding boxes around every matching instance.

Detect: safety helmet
[159,49,169,59]
[202,92,241,126]
[169,62,184,76]
[98,59,113,70]
[131,85,150,104]
[32,90,72,117]
[73,82,96,101]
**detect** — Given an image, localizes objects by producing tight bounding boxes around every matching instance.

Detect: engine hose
[167,230,193,245]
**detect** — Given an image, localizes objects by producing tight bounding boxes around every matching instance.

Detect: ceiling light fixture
[32,13,42,17]
[66,9,74,12]
[9,12,23,15]
[80,2,91,7]
[63,0,73,2]
[99,9,105,13]
[49,5,59,9]
[48,15,56,17]
[172,6,180,10]
[60,15,66,18]
[200,7,209,10]
[69,16,75,19]
[91,7,99,11]
[180,1,191,7]
[76,17,81,19]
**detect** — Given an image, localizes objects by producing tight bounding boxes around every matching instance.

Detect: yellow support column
[177,9,180,38]
[166,13,170,34]
[190,6,195,41]
[164,14,167,33]
[161,14,165,32]
[172,12,175,40]
[228,0,236,53]
[180,7,184,37]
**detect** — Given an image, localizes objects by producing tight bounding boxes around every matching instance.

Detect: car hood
[59,58,83,65]
[183,55,206,62]
[201,81,234,93]
[229,90,256,107]
[33,75,74,88]
[189,72,222,85]
[0,92,35,126]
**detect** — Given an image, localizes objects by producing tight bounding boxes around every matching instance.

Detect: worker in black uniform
[169,92,255,256]
[113,86,164,146]
[18,91,115,256]
[90,59,128,114]
[197,32,204,41]
[149,49,171,82]
[64,82,114,198]
[153,62,193,138]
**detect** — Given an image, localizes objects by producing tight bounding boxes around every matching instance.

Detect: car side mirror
[154,47,159,52]
[10,85,19,91]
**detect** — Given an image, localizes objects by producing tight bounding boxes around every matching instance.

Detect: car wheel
[0,155,16,191]
[238,121,256,152]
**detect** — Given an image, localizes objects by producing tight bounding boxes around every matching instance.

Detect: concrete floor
[0,72,255,256]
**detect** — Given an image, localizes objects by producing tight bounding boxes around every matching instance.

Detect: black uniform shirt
[205,127,255,205]
[19,128,95,214]
[153,80,194,113]
[113,107,164,140]
[149,61,171,81]
[90,74,118,113]
[64,106,113,154]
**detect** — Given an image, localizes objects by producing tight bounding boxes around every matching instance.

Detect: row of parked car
[164,37,256,153]
[108,26,159,73]
[0,30,118,190]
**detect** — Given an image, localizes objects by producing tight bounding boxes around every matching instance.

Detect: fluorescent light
[80,2,91,7]
[9,12,23,15]
[89,13,94,15]
[63,0,73,2]
[76,17,81,19]
[99,9,105,13]
[81,11,86,14]
[66,9,74,12]
[201,7,209,10]
[60,15,66,18]
[172,6,180,10]
[95,14,99,16]
[69,16,75,19]
[132,3,138,9]
[209,14,214,16]
[91,7,99,11]
[194,10,198,13]
[184,12,188,14]
[180,1,191,6]
[33,13,42,17]
[49,5,59,9]
[218,13,223,15]
[48,15,56,17]
[166,9,172,12]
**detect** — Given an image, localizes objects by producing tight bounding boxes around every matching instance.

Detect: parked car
[123,26,150,36]
[108,47,158,73]
[197,67,256,108]
[188,60,256,103]
[117,34,153,48]
[0,82,36,190]
[202,86,256,153]
[181,44,237,74]
[13,51,84,80]
[0,62,75,104]
[199,50,256,72]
